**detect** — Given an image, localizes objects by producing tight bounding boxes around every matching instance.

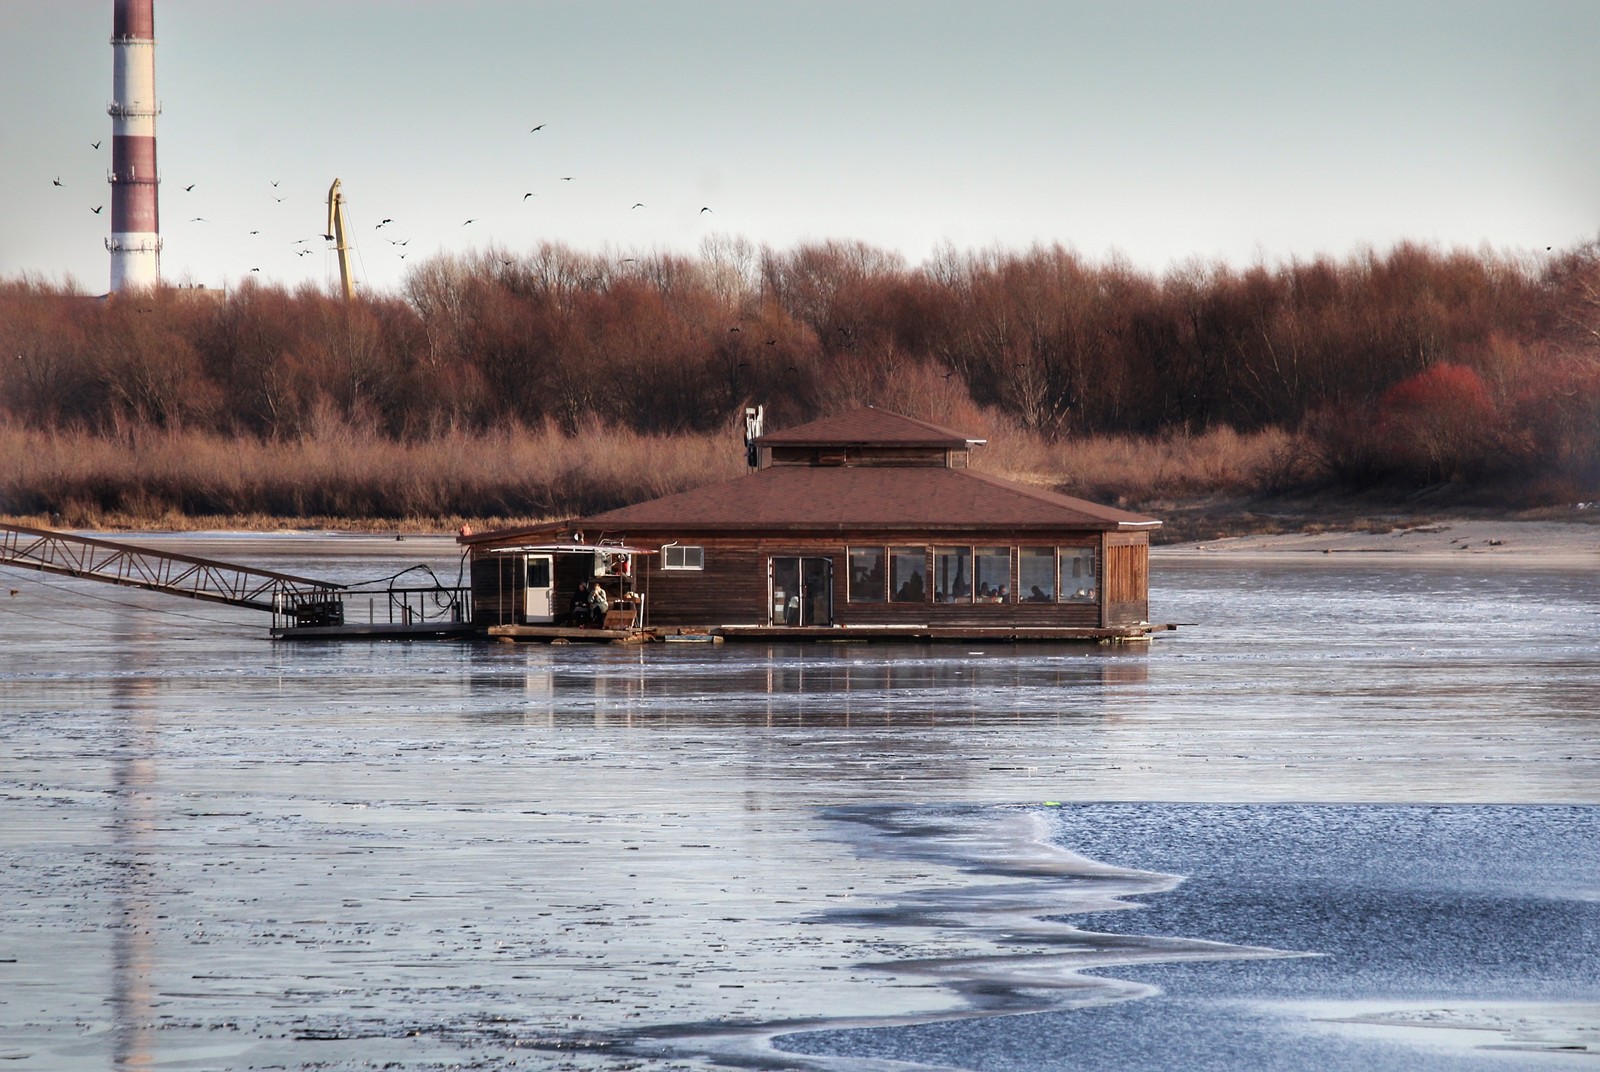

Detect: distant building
[461,407,1164,642]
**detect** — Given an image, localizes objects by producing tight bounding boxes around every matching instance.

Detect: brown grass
[0,420,747,530]
[974,422,1310,506]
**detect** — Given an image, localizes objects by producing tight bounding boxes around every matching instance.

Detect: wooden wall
[1103,533,1150,626]
[632,532,1130,630]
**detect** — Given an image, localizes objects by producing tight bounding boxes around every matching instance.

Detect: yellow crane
[326,177,355,301]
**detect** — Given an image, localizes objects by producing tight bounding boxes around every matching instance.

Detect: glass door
[522,554,554,622]
[769,557,832,626]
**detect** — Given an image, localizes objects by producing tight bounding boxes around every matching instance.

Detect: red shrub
[1376,363,1501,482]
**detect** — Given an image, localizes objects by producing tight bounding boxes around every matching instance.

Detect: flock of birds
[52,123,720,284]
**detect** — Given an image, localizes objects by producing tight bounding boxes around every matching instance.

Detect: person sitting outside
[588,581,610,624]
[568,580,592,626]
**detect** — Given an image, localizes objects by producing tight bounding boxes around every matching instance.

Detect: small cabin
[460,408,1164,642]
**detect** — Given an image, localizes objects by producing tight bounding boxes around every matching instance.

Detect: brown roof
[755,407,976,448]
[466,466,1157,543]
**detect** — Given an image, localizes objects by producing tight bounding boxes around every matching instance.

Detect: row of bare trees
[3,236,1599,498]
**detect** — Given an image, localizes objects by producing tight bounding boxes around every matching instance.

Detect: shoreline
[1155,517,1600,568]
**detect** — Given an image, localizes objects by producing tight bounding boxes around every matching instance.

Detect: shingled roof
[567,465,1156,533]
[461,407,1159,546]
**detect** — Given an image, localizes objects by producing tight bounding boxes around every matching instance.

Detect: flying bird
[274,196,284,203]
[631,202,645,209]
[91,140,101,149]
[321,232,335,241]
[700,206,712,213]
[52,177,62,187]
[271,180,279,187]
[523,192,535,200]
[560,176,574,181]
[250,267,261,272]
[191,216,207,222]
[91,205,103,214]
[249,229,259,234]
[530,124,544,131]
[184,184,195,191]
[463,219,475,225]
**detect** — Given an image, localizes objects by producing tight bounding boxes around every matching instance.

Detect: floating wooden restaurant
[460,407,1170,643]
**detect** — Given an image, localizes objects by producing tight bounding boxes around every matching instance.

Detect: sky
[3,0,1597,297]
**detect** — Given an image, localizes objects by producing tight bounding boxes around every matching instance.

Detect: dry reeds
[974,422,1310,505]
[0,420,748,529]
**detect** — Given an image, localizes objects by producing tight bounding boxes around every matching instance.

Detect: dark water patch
[777,803,1600,1070]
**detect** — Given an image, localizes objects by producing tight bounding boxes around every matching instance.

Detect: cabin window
[932,546,972,603]
[1019,548,1055,602]
[889,546,926,603]
[662,544,704,571]
[974,547,1011,602]
[848,547,886,603]
[1059,546,1097,602]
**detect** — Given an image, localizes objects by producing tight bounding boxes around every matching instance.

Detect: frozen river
[1,534,1596,1070]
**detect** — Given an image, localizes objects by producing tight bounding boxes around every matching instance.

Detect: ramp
[0,522,342,612]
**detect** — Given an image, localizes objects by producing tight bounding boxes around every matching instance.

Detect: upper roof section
[753,407,984,470]
[757,407,981,449]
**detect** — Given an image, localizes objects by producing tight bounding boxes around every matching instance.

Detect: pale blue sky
[3,1,1596,295]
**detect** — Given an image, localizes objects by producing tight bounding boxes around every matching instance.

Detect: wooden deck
[272,621,477,640]
[482,622,1174,644]
[486,623,650,643]
[711,623,1175,643]
[267,615,1175,644]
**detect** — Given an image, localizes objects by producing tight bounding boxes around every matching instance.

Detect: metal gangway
[0,523,470,638]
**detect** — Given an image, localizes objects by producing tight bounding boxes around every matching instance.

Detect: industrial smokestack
[108,0,161,292]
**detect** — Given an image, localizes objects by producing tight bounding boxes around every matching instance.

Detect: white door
[522,555,554,622]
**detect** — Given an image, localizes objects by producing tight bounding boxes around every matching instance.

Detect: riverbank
[1155,513,1600,568]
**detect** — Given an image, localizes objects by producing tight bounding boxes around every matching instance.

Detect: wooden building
[460,408,1166,642]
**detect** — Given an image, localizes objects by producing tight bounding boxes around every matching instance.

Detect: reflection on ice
[2,539,1598,1071]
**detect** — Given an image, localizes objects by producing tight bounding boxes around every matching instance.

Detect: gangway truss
[0,522,344,620]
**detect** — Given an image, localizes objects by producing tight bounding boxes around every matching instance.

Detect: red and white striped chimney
[108,0,161,292]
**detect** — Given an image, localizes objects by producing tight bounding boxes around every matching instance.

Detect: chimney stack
[108,0,161,292]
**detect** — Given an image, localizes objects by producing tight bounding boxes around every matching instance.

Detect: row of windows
[848,546,1097,605]
[656,543,1099,605]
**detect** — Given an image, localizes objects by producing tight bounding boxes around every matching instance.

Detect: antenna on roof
[743,405,765,468]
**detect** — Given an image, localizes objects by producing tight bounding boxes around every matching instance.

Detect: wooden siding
[631,532,1124,631]
[766,445,956,469]
[1103,534,1150,626]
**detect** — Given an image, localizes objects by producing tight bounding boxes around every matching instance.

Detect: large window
[848,547,886,603]
[662,544,704,571]
[932,546,972,603]
[1019,548,1055,602]
[974,546,1011,602]
[889,546,926,603]
[1060,546,1097,602]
